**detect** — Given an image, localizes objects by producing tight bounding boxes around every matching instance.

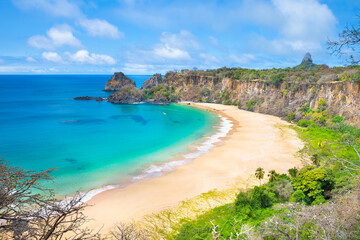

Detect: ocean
[0,75,225,196]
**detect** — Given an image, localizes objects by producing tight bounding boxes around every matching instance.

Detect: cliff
[104,72,136,91]
[103,55,360,126]
[141,74,163,89]
[158,69,360,126]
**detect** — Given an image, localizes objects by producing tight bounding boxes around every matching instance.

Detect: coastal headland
[84,102,304,231]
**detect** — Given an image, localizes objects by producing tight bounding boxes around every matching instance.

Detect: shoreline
[83,103,304,232]
[76,104,233,204]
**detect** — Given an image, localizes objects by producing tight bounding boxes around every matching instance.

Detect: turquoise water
[0,75,219,195]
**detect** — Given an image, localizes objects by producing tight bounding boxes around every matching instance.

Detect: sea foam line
[80,114,233,203]
[132,114,233,181]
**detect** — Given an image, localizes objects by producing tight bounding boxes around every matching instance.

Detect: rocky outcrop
[302,52,313,64]
[104,72,136,91]
[141,74,163,89]
[73,96,103,101]
[294,53,318,70]
[107,85,144,104]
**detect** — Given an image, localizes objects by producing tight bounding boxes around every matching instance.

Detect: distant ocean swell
[80,114,233,203]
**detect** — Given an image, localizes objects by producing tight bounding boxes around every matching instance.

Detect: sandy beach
[84,103,304,231]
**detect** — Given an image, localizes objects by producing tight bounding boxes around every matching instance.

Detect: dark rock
[107,85,145,104]
[141,73,163,89]
[294,53,318,70]
[104,72,136,91]
[73,96,103,101]
[145,99,169,105]
[302,52,313,64]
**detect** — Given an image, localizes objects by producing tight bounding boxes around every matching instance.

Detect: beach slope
[84,103,303,230]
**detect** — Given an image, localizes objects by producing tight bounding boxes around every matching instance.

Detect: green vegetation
[171,65,359,89]
[142,85,177,102]
[246,98,257,111]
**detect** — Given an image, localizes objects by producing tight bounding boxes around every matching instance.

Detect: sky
[0,0,359,74]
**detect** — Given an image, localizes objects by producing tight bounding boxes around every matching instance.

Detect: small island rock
[107,85,145,104]
[104,72,136,91]
[73,96,103,101]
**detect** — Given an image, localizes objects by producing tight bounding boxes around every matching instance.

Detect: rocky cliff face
[159,72,360,127]
[141,74,163,89]
[104,72,136,91]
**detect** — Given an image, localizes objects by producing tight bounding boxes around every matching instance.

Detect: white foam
[78,184,118,204]
[80,114,233,203]
[132,115,233,182]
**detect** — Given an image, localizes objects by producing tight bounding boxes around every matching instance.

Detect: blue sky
[0,0,359,74]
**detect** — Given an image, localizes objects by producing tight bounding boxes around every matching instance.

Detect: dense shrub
[235,186,275,212]
[291,166,334,205]
[270,73,286,88]
[201,87,210,96]
[297,119,314,128]
[246,99,257,111]
[317,98,327,112]
[351,71,360,82]
[286,113,296,122]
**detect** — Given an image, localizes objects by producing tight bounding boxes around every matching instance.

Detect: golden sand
[83,103,303,231]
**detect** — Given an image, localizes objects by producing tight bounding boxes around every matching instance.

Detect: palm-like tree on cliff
[268,170,278,182]
[255,167,265,185]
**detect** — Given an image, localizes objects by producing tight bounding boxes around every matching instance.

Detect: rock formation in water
[107,85,144,104]
[73,96,103,101]
[104,72,136,91]
[141,74,163,89]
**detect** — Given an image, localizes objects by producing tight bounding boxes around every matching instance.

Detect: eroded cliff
[160,71,360,126]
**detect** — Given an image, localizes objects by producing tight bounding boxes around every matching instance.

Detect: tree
[109,223,149,240]
[291,166,334,204]
[328,16,360,64]
[255,167,265,185]
[260,189,360,239]
[267,170,278,182]
[288,167,298,179]
[0,158,100,240]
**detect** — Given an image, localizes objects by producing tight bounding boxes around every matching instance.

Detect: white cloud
[28,35,53,49]
[160,30,201,51]
[26,56,37,62]
[14,0,122,39]
[47,25,82,47]
[273,0,335,40]
[42,51,63,62]
[229,54,256,64]
[13,0,84,18]
[0,58,4,63]
[199,53,219,63]
[79,19,124,39]
[249,0,336,54]
[152,30,200,60]
[153,46,191,60]
[123,63,155,74]
[28,24,82,50]
[65,50,116,65]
